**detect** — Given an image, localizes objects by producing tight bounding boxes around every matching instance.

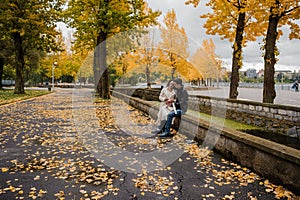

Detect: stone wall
[111,91,300,194]
[112,88,300,134]
[189,96,300,134]
[112,87,161,101]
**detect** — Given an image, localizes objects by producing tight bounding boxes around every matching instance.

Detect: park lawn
[0,89,51,106]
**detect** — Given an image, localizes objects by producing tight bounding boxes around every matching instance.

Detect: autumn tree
[202,39,221,86]
[113,51,141,85]
[186,0,267,99]
[40,50,82,85]
[262,0,300,103]
[129,30,160,88]
[105,30,144,86]
[66,0,160,99]
[108,30,160,88]
[24,49,46,85]
[53,54,81,83]
[0,23,7,89]
[158,9,189,79]
[77,52,94,84]
[0,56,3,89]
[190,39,220,86]
[0,0,65,94]
[0,34,14,89]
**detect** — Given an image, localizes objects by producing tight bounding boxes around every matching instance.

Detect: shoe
[159,132,173,138]
[152,120,166,133]
[151,128,162,134]
[146,134,158,138]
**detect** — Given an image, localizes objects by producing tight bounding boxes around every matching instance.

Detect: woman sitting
[151,80,176,134]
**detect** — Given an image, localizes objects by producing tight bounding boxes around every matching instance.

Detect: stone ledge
[179,110,300,166]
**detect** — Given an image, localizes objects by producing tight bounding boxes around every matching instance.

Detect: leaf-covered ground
[0,89,298,200]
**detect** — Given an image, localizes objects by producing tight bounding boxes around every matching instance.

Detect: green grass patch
[187,109,260,131]
[0,89,51,106]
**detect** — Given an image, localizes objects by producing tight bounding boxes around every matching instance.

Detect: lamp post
[52,62,57,91]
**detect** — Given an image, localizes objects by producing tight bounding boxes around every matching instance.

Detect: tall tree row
[187,0,267,99]
[186,0,300,103]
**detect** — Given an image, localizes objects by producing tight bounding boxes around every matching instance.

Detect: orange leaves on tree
[158,9,189,79]
[190,39,220,81]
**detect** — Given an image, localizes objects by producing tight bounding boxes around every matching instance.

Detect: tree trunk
[229,12,246,99]
[94,43,101,92]
[263,6,279,104]
[171,67,175,80]
[97,68,110,99]
[0,58,4,89]
[95,30,110,99]
[146,64,151,88]
[170,52,175,79]
[13,32,25,94]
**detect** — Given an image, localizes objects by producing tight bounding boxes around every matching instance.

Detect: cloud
[146,0,300,71]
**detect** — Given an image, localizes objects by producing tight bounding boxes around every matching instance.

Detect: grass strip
[187,109,260,131]
[0,89,51,106]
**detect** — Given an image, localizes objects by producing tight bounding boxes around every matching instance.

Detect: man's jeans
[165,110,182,133]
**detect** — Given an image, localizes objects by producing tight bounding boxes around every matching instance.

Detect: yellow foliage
[200,0,269,46]
[158,9,190,78]
[190,39,221,80]
[185,0,201,7]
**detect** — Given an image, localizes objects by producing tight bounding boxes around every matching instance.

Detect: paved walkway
[0,88,298,199]
[188,87,300,107]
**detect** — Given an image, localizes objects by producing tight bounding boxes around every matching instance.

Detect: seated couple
[152,78,188,138]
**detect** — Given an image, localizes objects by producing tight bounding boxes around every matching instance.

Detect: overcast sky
[146,0,300,72]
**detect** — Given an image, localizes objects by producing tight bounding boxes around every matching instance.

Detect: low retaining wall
[113,87,162,101]
[188,96,300,134]
[112,91,300,194]
[112,87,300,134]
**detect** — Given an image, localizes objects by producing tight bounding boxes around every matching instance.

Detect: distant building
[257,69,264,78]
[245,68,257,78]
[274,70,293,80]
[1,80,15,86]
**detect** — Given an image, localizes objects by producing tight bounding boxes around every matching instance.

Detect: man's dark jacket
[174,86,188,113]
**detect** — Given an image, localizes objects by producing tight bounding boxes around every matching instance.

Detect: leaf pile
[133,169,178,197]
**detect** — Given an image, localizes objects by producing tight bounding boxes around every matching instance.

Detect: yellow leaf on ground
[1,167,9,172]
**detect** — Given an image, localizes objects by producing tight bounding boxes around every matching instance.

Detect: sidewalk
[188,87,300,107]
[0,88,298,199]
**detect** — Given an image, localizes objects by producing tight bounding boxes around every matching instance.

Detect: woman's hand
[166,99,174,106]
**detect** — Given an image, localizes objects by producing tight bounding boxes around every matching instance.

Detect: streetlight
[52,61,57,91]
